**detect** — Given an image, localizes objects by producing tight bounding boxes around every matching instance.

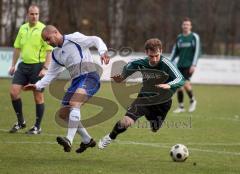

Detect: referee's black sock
[109,121,127,140]
[12,98,24,125]
[186,90,194,103]
[35,103,45,129]
[177,90,184,107]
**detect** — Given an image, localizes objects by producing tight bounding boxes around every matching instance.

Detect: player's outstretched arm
[155,84,171,89]
[23,84,37,91]
[111,74,125,83]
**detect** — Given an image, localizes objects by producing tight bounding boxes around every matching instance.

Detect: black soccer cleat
[75,138,96,153]
[149,120,160,133]
[9,122,26,133]
[25,126,41,134]
[56,136,72,152]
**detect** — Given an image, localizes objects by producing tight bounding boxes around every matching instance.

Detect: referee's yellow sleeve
[13,29,22,48]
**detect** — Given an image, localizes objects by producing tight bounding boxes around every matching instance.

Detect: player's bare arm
[8,48,21,76]
[155,84,171,89]
[38,51,52,77]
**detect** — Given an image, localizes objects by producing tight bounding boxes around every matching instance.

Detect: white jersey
[35,32,107,90]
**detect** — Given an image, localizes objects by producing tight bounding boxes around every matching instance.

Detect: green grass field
[0,78,239,174]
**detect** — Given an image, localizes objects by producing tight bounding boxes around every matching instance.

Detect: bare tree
[0,0,49,46]
[0,0,239,55]
[0,0,25,46]
[108,0,126,49]
[224,0,239,55]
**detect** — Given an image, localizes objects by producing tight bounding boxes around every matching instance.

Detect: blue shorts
[62,72,100,106]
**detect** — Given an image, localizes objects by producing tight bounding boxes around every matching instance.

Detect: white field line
[115,140,240,156]
[0,140,240,156]
[1,128,240,156]
[1,128,240,146]
[0,128,58,137]
[1,140,240,156]
[2,141,56,144]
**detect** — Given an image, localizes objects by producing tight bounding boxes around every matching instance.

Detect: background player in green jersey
[170,17,200,113]
[98,38,185,149]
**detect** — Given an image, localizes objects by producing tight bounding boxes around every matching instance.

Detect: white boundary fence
[1,47,240,85]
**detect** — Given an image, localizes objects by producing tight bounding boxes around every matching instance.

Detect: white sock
[66,108,80,144]
[77,124,91,144]
[179,103,184,108]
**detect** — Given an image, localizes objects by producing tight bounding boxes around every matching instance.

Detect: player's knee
[69,101,82,108]
[121,116,134,128]
[69,89,88,108]
[34,94,44,104]
[184,82,192,90]
[178,87,184,92]
[10,88,20,100]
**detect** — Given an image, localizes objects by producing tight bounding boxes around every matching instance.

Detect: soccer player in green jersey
[170,17,200,113]
[98,38,185,149]
[8,5,52,134]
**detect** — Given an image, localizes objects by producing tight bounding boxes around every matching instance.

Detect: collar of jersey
[26,22,41,30]
[182,32,192,37]
[58,35,66,48]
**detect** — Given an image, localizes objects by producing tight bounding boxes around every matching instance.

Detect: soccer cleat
[75,138,96,153]
[25,126,41,134]
[149,120,161,133]
[150,125,160,133]
[173,107,185,113]
[98,134,112,149]
[188,100,197,112]
[56,136,72,152]
[9,122,26,133]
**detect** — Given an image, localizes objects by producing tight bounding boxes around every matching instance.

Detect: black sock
[35,103,45,129]
[177,90,184,106]
[186,90,194,103]
[109,121,127,140]
[12,99,24,125]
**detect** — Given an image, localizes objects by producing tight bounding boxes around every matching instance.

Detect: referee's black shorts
[125,96,172,124]
[12,62,44,86]
[178,67,193,81]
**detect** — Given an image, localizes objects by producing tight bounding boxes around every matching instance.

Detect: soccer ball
[170,144,189,162]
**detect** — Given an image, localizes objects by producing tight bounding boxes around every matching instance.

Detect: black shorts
[126,97,172,124]
[12,62,43,86]
[178,67,192,81]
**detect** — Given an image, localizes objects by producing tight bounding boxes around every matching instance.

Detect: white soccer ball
[170,144,189,162]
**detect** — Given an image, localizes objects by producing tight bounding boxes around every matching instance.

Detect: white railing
[1,47,240,85]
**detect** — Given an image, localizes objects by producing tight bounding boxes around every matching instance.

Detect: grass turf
[0,78,239,174]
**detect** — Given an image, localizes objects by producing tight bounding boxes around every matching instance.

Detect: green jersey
[170,32,200,68]
[121,55,185,94]
[14,22,53,64]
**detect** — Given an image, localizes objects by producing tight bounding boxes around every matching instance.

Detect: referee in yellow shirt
[8,5,52,134]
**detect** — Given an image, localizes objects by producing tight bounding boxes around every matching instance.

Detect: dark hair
[182,17,191,23]
[144,38,162,52]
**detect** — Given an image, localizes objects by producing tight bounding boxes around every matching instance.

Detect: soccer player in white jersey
[24,25,110,153]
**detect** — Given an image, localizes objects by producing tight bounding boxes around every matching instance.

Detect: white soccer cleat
[173,107,185,113]
[188,100,197,112]
[98,134,112,149]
